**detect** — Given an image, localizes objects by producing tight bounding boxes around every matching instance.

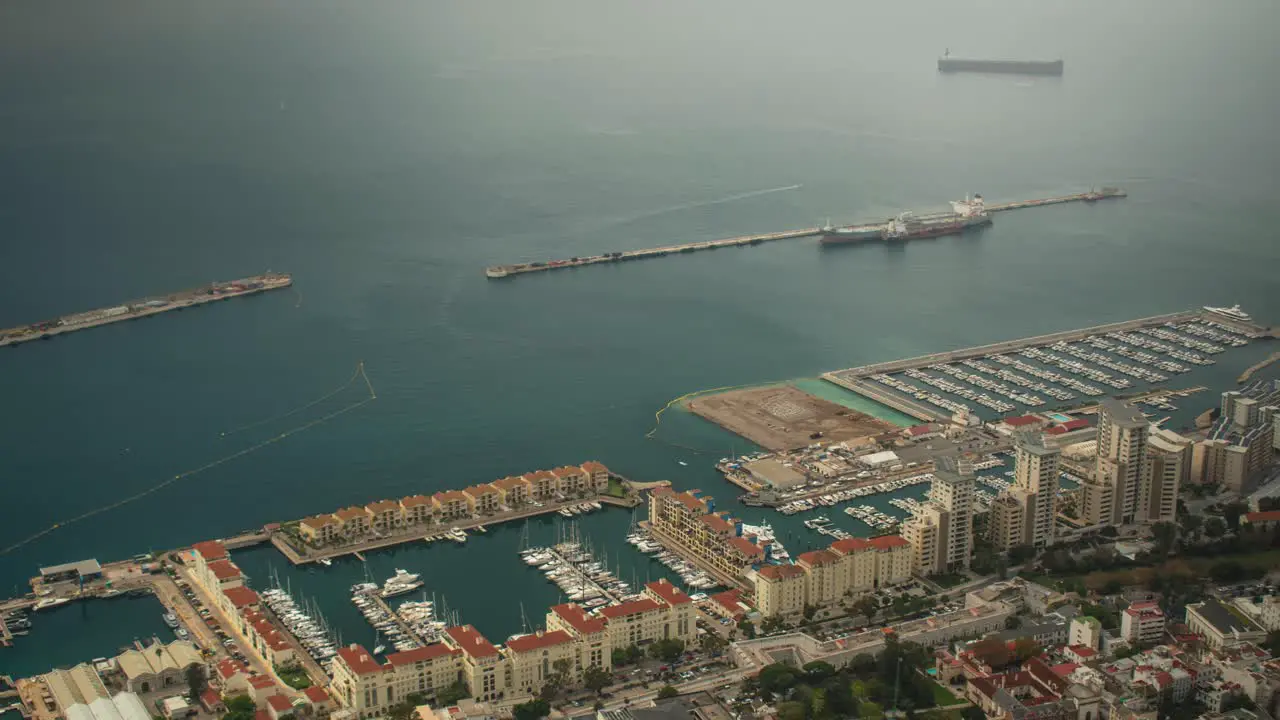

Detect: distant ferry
[1203,304,1251,322]
[938,51,1064,76]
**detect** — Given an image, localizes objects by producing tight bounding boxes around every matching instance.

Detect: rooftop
[600,598,664,619]
[191,541,228,561]
[756,564,805,581]
[39,558,102,577]
[445,625,499,658]
[266,695,293,712]
[303,687,330,704]
[223,586,260,608]
[1244,510,1280,524]
[1004,415,1043,427]
[551,466,582,478]
[335,506,369,521]
[727,536,764,558]
[366,499,401,513]
[400,494,432,507]
[206,559,242,581]
[582,461,608,473]
[551,603,606,635]
[797,549,839,567]
[1190,599,1264,636]
[867,535,910,550]
[699,514,734,534]
[506,630,574,653]
[385,643,458,666]
[336,645,384,676]
[646,579,692,606]
[299,514,337,529]
[830,537,873,554]
[1100,398,1148,428]
[462,483,496,498]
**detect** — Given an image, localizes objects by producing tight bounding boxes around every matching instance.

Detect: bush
[657,685,679,700]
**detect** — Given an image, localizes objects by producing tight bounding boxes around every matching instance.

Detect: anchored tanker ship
[821,195,992,245]
[938,56,1064,76]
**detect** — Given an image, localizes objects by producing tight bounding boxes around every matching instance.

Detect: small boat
[373,644,386,654]
[175,628,189,640]
[447,528,467,543]
[33,598,69,611]
[319,558,333,567]
[677,461,688,466]
[163,613,180,628]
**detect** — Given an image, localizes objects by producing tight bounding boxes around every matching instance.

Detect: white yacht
[447,528,467,543]
[1203,304,1250,321]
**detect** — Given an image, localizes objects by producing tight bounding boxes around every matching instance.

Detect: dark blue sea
[2,0,1278,677]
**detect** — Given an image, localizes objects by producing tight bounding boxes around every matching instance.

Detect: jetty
[0,273,292,347]
[484,188,1125,279]
[1239,352,1280,384]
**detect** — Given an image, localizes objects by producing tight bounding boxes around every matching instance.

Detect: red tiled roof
[366,500,401,514]
[400,494,432,508]
[711,589,748,618]
[551,466,583,478]
[494,476,530,491]
[300,514,338,529]
[506,630,574,653]
[463,483,497,499]
[600,598,663,619]
[1051,662,1080,677]
[336,645,384,676]
[385,643,458,666]
[700,514,734,533]
[435,490,468,503]
[303,687,330,704]
[1004,415,1043,427]
[192,540,228,561]
[1125,601,1163,617]
[1059,418,1090,431]
[266,695,293,712]
[551,603,607,635]
[727,536,764,558]
[1245,510,1280,523]
[223,586,260,608]
[335,507,369,521]
[528,470,556,482]
[1045,426,1069,435]
[797,549,839,566]
[756,564,805,580]
[673,491,708,514]
[830,537,873,554]
[255,711,271,720]
[908,424,937,436]
[868,535,910,550]
[1068,645,1098,658]
[581,461,608,474]
[249,675,277,690]
[207,559,242,581]
[646,579,692,606]
[649,486,674,497]
[217,658,247,679]
[201,688,222,709]
[445,625,498,658]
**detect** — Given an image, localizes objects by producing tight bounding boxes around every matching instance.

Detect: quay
[483,188,1126,279]
[0,272,292,348]
[641,521,750,593]
[1239,352,1280,384]
[359,591,426,645]
[541,544,623,604]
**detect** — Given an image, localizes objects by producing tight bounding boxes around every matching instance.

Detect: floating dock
[0,273,292,347]
[484,188,1125,279]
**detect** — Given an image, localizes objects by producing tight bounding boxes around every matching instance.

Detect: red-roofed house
[643,579,695,644]
[709,589,751,621]
[551,466,589,495]
[798,550,842,607]
[600,599,671,650]
[462,484,499,514]
[192,540,228,562]
[399,495,436,526]
[302,686,334,718]
[1050,662,1080,678]
[365,499,403,533]
[580,461,610,491]
[754,564,807,619]
[525,470,558,501]
[220,586,260,616]
[492,476,531,507]
[265,694,295,720]
[995,415,1048,435]
[547,603,607,638]
[1120,600,1165,644]
[298,514,340,546]
[200,688,224,714]
[433,491,470,519]
[195,557,243,593]
[1058,418,1090,432]
[246,674,278,703]
[215,658,250,695]
[334,506,372,537]
[699,513,734,535]
[1064,645,1098,664]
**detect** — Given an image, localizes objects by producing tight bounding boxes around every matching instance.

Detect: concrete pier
[484,188,1126,279]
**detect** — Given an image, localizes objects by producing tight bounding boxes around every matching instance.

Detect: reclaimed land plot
[688,384,896,451]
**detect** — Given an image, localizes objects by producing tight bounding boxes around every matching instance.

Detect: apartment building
[647,488,767,582]
[753,535,912,619]
[1119,600,1165,644]
[903,458,974,576]
[1145,428,1192,523]
[330,643,463,719]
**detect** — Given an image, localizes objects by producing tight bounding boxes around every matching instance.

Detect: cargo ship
[821,195,992,245]
[937,52,1064,76]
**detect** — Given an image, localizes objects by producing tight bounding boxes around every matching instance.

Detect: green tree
[436,680,470,706]
[1180,514,1203,539]
[1205,517,1227,539]
[757,664,799,696]
[1013,637,1041,662]
[961,706,986,720]
[776,701,806,720]
[822,676,857,717]
[736,617,756,639]
[854,595,879,620]
[387,702,417,720]
[760,616,787,634]
[861,701,883,717]
[802,661,835,683]
[1005,615,1021,630]
[1151,521,1178,555]
[185,665,207,702]
[583,666,613,694]
[1222,501,1249,531]
[699,632,728,656]
[647,638,686,663]
[513,698,551,720]
[657,685,679,700]
[223,695,256,720]
[611,647,630,667]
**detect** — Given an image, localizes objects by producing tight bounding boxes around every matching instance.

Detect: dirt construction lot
[688,385,895,451]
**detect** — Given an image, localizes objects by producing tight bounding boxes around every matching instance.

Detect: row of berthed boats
[840,506,898,531]
[351,575,445,655]
[260,587,338,661]
[777,473,934,515]
[559,501,603,518]
[522,540,637,603]
[622,531,722,590]
[869,318,1248,420]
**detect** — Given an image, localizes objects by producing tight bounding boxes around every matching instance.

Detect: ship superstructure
[821,194,992,245]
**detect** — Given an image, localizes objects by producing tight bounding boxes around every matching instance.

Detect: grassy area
[277,667,312,690]
[928,681,957,705]
[1031,549,1280,592]
[605,478,628,499]
[932,573,968,589]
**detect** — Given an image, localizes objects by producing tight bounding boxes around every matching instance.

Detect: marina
[0,273,292,347]
[824,309,1272,423]
[484,189,1125,279]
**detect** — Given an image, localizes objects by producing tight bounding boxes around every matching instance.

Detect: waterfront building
[434,491,470,519]
[1119,600,1165,644]
[443,626,504,702]
[190,540,244,593]
[504,630,577,696]
[647,488,766,583]
[581,461,610,492]
[462,484,500,514]
[335,507,373,537]
[1186,599,1266,649]
[400,495,435,525]
[902,457,974,576]
[990,433,1060,551]
[1202,383,1279,494]
[116,640,204,694]
[492,476,531,507]
[219,585,261,618]
[331,643,465,719]
[216,658,251,695]
[1080,399,1149,526]
[1144,428,1192,523]
[551,466,590,495]
[753,536,911,619]
[526,470,558,501]
[366,500,404,533]
[643,579,695,642]
[239,608,297,666]
[299,514,341,545]
[43,663,110,711]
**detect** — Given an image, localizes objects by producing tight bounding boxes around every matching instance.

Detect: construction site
[687,384,896,451]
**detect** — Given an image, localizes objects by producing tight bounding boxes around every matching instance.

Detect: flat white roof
[40,559,102,577]
[859,450,900,466]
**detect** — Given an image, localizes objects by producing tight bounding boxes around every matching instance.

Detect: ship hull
[819,228,885,245]
[938,58,1064,76]
[887,215,991,242]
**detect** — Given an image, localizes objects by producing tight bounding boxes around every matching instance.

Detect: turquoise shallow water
[2,0,1279,676]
